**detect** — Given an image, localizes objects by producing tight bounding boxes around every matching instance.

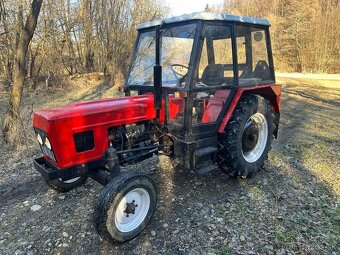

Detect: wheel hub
[241,113,268,163]
[242,120,259,152]
[124,200,138,217]
[114,188,151,233]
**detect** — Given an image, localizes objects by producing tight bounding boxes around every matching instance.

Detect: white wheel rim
[242,113,268,163]
[115,188,150,233]
[59,177,80,184]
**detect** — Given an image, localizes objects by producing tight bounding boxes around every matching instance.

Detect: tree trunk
[2,0,43,145]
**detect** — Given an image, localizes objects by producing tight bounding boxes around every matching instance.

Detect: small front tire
[47,175,88,192]
[94,172,157,243]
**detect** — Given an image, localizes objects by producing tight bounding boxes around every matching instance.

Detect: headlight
[45,137,52,150]
[37,133,43,145]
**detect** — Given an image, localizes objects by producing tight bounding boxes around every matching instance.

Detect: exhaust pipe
[154,25,162,120]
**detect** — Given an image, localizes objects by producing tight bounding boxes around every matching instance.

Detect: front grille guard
[35,128,56,162]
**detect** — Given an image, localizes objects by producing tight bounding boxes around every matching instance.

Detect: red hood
[32,94,157,168]
[35,94,155,121]
[32,93,183,169]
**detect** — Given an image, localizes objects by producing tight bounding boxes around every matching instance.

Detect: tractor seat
[253,60,272,80]
[201,89,231,123]
[201,64,224,86]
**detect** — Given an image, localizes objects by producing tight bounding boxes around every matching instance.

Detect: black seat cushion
[253,60,271,80]
[201,64,224,86]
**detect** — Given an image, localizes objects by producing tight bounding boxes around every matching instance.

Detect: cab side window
[236,25,274,85]
[196,25,234,88]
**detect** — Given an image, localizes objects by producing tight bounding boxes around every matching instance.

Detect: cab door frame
[187,21,239,141]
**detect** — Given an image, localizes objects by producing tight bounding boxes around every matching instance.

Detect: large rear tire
[94,172,157,243]
[217,94,275,178]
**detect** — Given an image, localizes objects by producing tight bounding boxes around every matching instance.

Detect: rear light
[35,129,56,162]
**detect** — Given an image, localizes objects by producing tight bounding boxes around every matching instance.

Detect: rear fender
[218,84,281,138]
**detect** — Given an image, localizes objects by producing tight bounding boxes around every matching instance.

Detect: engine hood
[32,93,183,169]
[32,94,157,168]
[35,94,156,122]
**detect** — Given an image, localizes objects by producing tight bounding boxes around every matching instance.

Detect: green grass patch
[218,245,233,255]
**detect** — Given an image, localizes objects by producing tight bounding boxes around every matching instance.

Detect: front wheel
[218,94,275,178]
[94,172,157,243]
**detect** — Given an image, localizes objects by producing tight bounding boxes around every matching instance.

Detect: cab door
[190,22,237,140]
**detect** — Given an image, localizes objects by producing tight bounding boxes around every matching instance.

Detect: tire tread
[217,94,275,178]
[94,172,156,243]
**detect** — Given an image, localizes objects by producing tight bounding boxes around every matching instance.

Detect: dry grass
[276,74,340,197]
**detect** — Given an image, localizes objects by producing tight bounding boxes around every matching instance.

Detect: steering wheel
[171,64,189,87]
[171,64,189,79]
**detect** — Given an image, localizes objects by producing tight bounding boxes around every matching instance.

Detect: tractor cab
[125,12,276,170]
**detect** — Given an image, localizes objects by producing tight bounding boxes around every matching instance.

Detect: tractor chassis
[33,143,170,186]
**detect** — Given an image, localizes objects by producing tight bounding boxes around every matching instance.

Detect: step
[196,164,219,175]
[194,146,218,157]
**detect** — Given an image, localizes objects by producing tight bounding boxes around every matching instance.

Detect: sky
[165,0,224,16]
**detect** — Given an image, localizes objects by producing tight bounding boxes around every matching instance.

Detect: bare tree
[0,0,13,85]
[219,0,340,73]
[2,0,43,144]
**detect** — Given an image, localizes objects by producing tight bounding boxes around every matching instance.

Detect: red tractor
[33,12,281,243]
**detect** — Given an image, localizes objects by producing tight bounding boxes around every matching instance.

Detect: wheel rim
[242,113,268,163]
[115,188,150,233]
[59,177,80,184]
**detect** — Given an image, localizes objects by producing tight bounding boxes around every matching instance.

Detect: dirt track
[0,74,339,254]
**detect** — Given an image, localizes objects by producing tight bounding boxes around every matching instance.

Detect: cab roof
[137,12,270,30]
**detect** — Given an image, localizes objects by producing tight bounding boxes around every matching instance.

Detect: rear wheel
[217,94,275,178]
[94,172,157,243]
[47,176,88,192]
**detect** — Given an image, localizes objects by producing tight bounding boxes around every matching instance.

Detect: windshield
[127,23,196,88]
